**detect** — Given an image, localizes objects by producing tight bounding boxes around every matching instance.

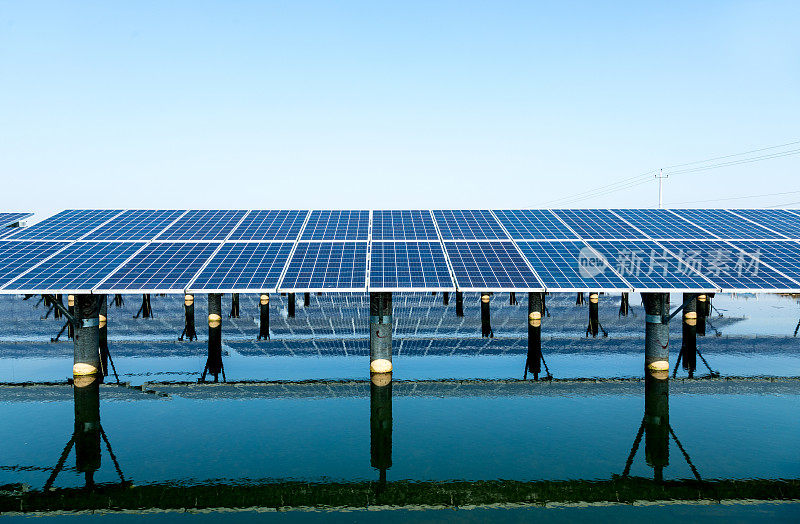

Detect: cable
[666,148,800,176]
[663,139,800,170]
[766,200,800,208]
[666,189,800,206]
[536,171,656,207]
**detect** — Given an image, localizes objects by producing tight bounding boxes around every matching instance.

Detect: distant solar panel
[3,241,145,293]
[728,209,800,239]
[11,210,122,241]
[0,212,32,228]
[280,242,368,290]
[612,209,714,239]
[0,241,69,288]
[300,210,369,240]
[515,241,629,291]
[371,210,439,240]
[443,241,542,290]
[552,209,645,239]
[155,210,248,241]
[188,242,294,292]
[432,210,508,240]
[585,240,717,291]
[84,210,186,241]
[669,209,783,239]
[725,240,800,283]
[97,242,219,292]
[493,210,578,240]
[228,210,309,241]
[657,240,799,291]
[369,241,454,290]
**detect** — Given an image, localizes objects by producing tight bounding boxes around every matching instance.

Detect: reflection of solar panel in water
[228,210,309,241]
[300,210,370,240]
[84,210,186,240]
[725,240,800,283]
[432,210,509,240]
[97,242,219,292]
[280,242,368,290]
[371,210,439,240]
[155,210,248,241]
[11,210,122,240]
[669,209,783,239]
[728,209,800,239]
[4,241,145,293]
[515,241,629,291]
[612,209,713,239]
[584,240,716,291]
[552,209,645,239]
[657,240,799,291]
[188,242,294,292]
[493,210,578,240]
[443,241,542,290]
[0,241,69,288]
[369,241,454,290]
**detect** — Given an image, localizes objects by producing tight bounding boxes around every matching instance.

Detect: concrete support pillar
[304,292,310,307]
[258,294,270,340]
[230,293,240,318]
[619,292,630,317]
[370,374,393,487]
[696,294,707,337]
[509,292,517,305]
[455,291,464,317]
[442,291,449,306]
[99,296,109,378]
[67,295,75,339]
[287,293,296,318]
[140,294,152,318]
[54,294,64,319]
[73,295,101,378]
[644,372,669,482]
[180,294,197,341]
[204,293,223,382]
[73,378,101,488]
[643,293,670,374]
[587,293,600,337]
[576,292,585,306]
[369,292,392,374]
[113,294,124,308]
[681,293,697,377]
[527,292,543,380]
[480,293,493,338]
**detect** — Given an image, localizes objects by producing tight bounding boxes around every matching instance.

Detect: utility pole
[655,169,668,208]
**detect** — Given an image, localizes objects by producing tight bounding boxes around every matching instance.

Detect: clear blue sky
[1,1,798,219]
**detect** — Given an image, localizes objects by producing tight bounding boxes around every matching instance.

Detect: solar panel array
[0,208,799,294]
[0,212,32,229]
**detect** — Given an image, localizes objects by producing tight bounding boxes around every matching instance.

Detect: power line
[766,200,800,208]
[667,189,800,206]
[663,139,800,170]
[666,148,800,176]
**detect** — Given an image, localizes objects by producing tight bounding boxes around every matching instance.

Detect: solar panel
[443,241,543,290]
[371,210,439,240]
[369,241,454,290]
[84,210,186,241]
[11,210,122,241]
[432,210,509,240]
[280,241,368,290]
[0,212,32,228]
[300,210,370,240]
[669,209,783,239]
[728,209,800,239]
[656,240,799,291]
[584,240,717,291]
[612,209,714,239]
[725,240,800,283]
[228,210,309,241]
[187,242,294,292]
[3,242,145,293]
[155,210,248,241]
[0,241,69,288]
[96,242,219,292]
[551,209,645,239]
[493,210,578,240]
[515,241,630,291]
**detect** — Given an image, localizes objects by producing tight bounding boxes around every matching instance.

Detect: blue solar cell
[300,211,369,240]
[0,212,32,228]
[669,209,783,239]
[552,209,645,240]
[0,241,70,288]
[11,210,123,241]
[493,210,578,240]
[516,241,629,290]
[3,241,145,292]
[84,210,186,241]
[657,240,799,291]
[228,210,309,241]
[443,241,542,290]
[369,241,454,290]
[188,242,294,291]
[584,240,717,291]
[371,210,439,240]
[433,210,508,240]
[280,242,368,290]
[156,210,248,241]
[97,242,219,292]
[728,209,800,239]
[726,240,800,283]
[612,209,714,239]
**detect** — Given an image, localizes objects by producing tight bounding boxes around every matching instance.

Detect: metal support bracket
[662,293,699,324]
[43,295,101,329]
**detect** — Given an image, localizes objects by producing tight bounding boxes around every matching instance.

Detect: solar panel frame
[228,210,310,241]
[432,210,509,240]
[371,210,440,241]
[611,209,715,240]
[443,241,544,291]
[9,210,124,241]
[278,241,369,292]
[368,241,455,291]
[83,209,187,241]
[492,210,579,240]
[300,210,370,240]
[668,209,785,239]
[0,240,71,290]
[515,240,631,292]
[154,210,249,241]
[727,209,800,240]
[551,209,647,240]
[186,241,295,293]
